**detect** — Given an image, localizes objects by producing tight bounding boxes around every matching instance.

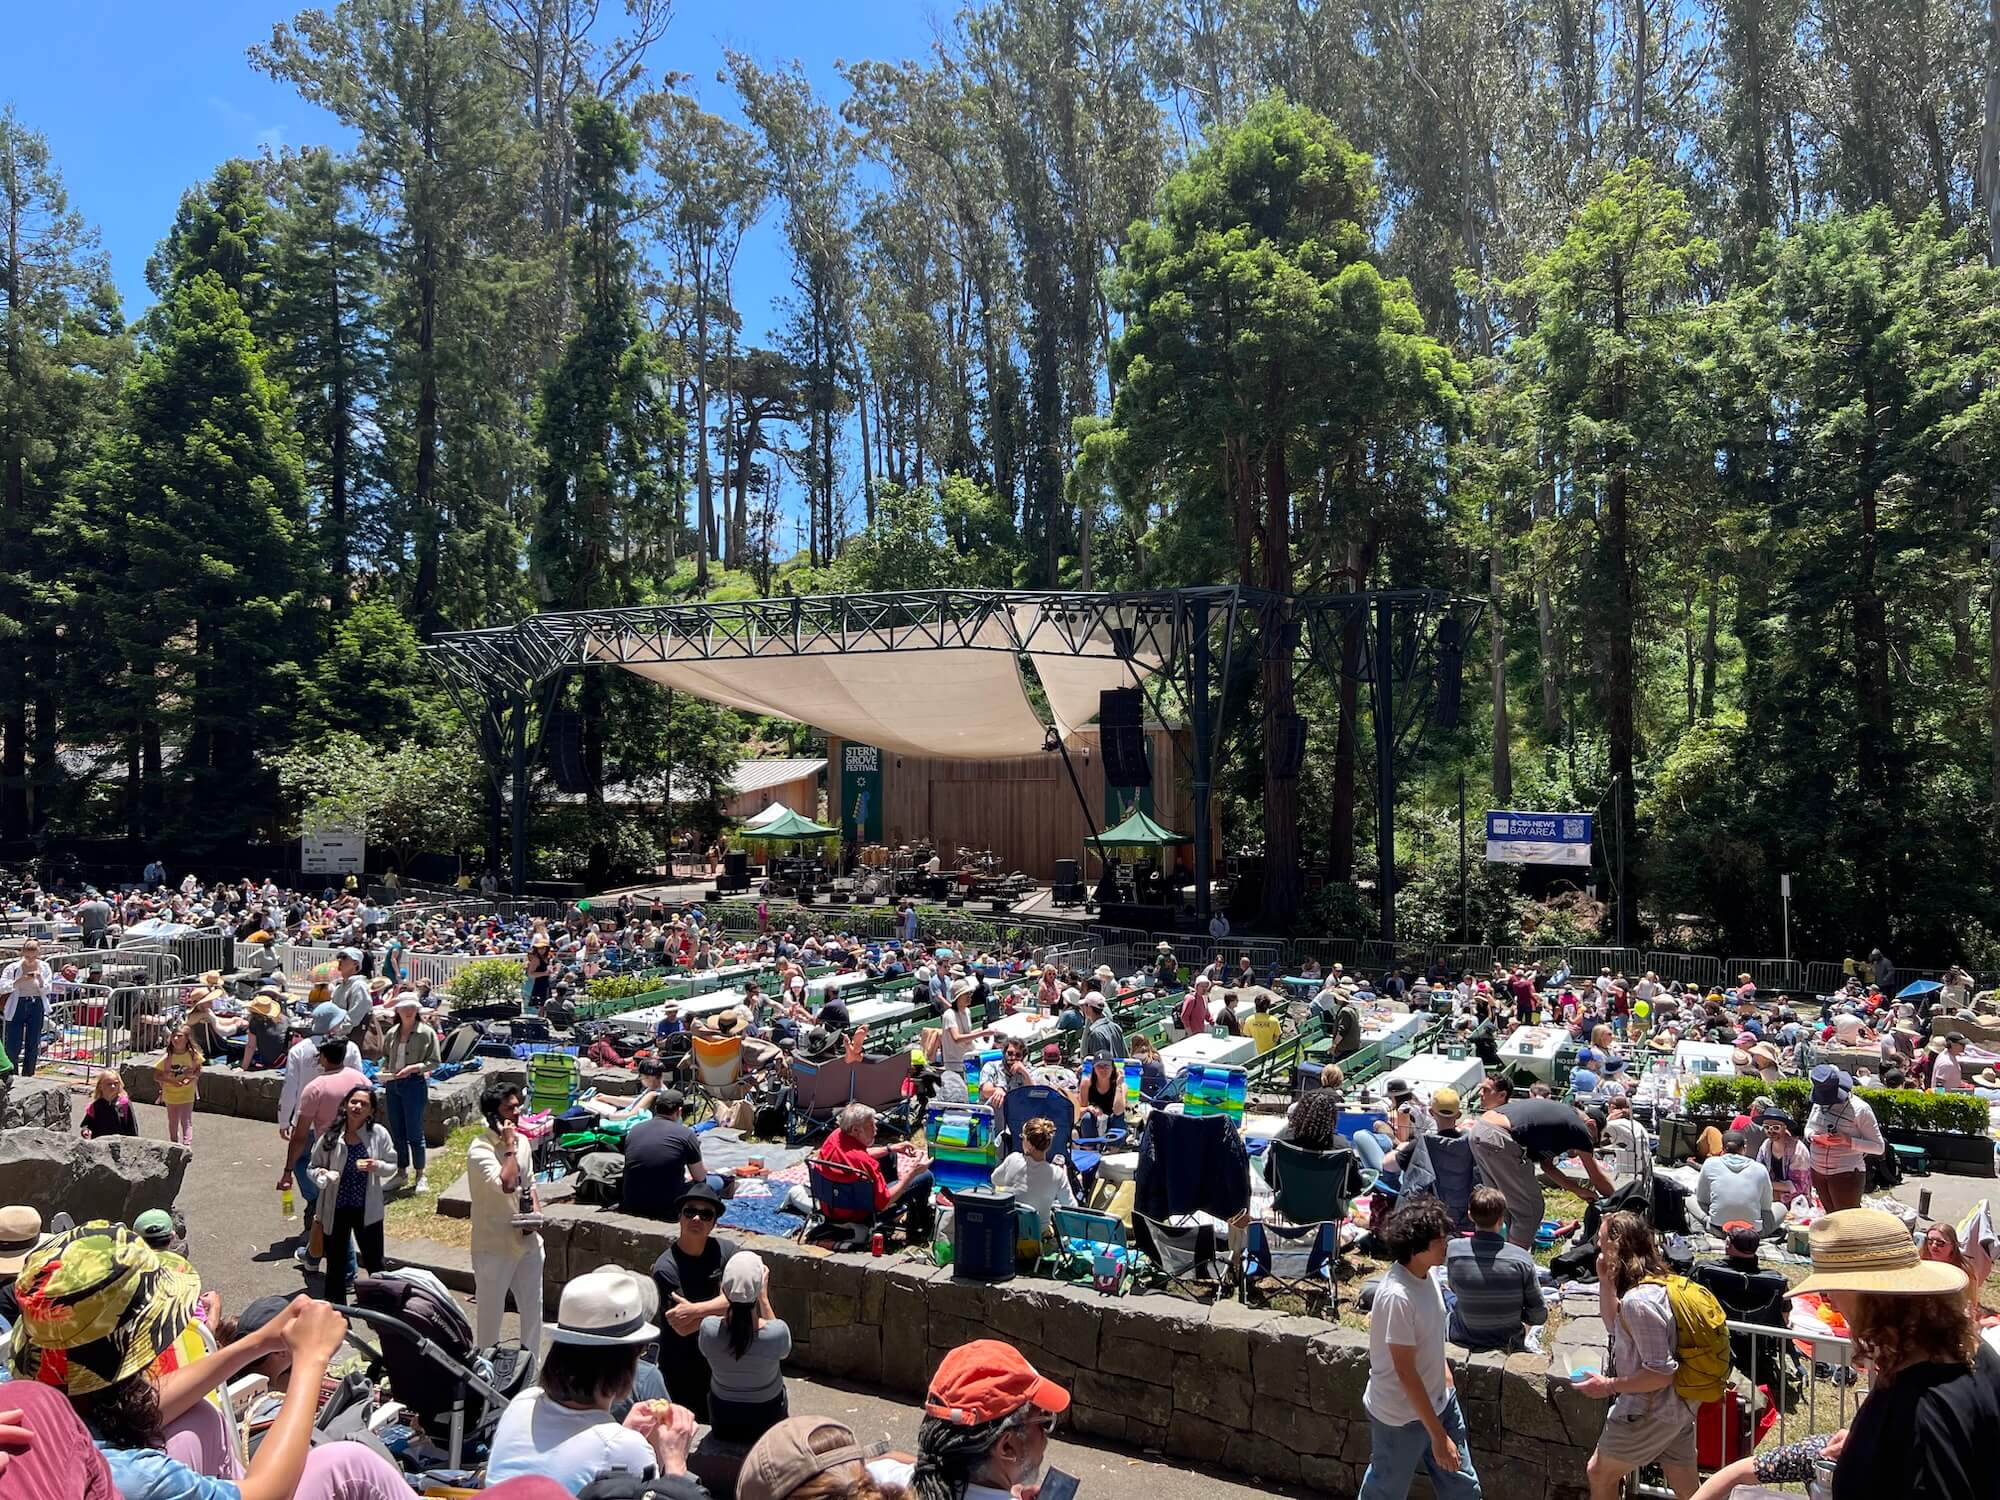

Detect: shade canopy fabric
[595,619,1051,759]
[1098,809,1191,847]
[588,600,1175,761]
[739,803,793,831]
[742,807,838,840]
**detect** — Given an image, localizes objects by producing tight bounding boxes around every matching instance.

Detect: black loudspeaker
[1053,858,1080,887]
[1099,688,1149,788]
[1434,616,1464,729]
[1272,712,1307,779]
[546,709,587,792]
[722,851,749,891]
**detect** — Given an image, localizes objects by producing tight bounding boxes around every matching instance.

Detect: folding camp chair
[1134,1212,1231,1301]
[923,1102,999,1193]
[692,1034,746,1101]
[1039,1207,1135,1294]
[1247,1139,1360,1310]
[850,1051,914,1134]
[526,1051,580,1115]
[440,1024,482,1065]
[799,1157,878,1250]
[787,1056,856,1145]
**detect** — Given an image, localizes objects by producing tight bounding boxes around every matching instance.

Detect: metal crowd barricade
[404,950,474,989]
[1426,944,1497,976]
[43,947,185,985]
[1646,951,1726,989]
[1565,946,1643,977]
[1628,1318,1858,1499]
[1726,957,1803,993]
[41,980,198,1076]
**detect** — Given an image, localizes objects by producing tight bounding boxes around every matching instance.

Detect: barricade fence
[42,980,202,1075]
[41,946,185,985]
[118,929,235,980]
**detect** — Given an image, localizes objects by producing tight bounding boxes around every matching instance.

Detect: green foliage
[304,594,455,747]
[447,958,525,1010]
[1683,1076,1989,1135]
[270,730,480,870]
[585,973,654,1005]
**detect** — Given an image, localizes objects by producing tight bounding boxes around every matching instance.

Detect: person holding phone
[468,1080,546,1353]
[1805,1066,1883,1211]
[306,1083,395,1306]
[893,1340,1070,1500]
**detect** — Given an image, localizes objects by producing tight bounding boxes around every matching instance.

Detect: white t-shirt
[1832,1013,1866,1044]
[991,1152,1077,1229]
[484,1389,656,1491]
[939,1004,978,1065]
[1363,1262,1450,1427]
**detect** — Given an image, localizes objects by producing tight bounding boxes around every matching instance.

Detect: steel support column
[1374,595,1396,945]
[1190,595,1213,924]
[510,689,529,896]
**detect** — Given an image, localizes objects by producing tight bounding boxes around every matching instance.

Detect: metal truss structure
[425,586,1484,938]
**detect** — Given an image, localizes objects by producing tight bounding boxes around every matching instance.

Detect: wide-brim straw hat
[1790,1208,1968,1298]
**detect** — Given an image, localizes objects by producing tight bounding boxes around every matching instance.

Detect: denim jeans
[4,997,44,1077]
[1358,1392,1482,1500]
[384,1075,429,1173]
[1352,1130,1389,1173]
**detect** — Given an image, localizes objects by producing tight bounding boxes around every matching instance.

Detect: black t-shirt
[1833,1345,2000,1500]
[1497,1099,1594,1161]
[649,1233,738,1413]
[819,997,850,1032]
[621,1118,705,1220]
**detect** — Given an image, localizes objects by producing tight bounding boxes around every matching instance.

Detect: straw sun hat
[1790,1208,1968,1298]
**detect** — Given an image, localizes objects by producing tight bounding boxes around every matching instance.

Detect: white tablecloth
[1362,1010,1426,1050]
[845,996,920,1028]
[1497,1026,1567,1080]
[989,1011,1061,1045]
[807,970,871,1000]
[1675,1041,1739,1077]
[1374,1051,1485,1103]
[1160,1032,1256,1071]
[611,985,751,1026]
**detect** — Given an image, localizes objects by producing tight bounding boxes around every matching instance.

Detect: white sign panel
[1485,811,1593,867]
[302,827,367,875]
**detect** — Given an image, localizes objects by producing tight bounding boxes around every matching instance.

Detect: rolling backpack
[1640,1274,1732,1405]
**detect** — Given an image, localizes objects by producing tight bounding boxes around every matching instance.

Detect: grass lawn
[384,1121,480,1250]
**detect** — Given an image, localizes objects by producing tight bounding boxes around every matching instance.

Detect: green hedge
[446,957,524,1010]
[585,973,655,1005]
[1684,1075,1990,1134]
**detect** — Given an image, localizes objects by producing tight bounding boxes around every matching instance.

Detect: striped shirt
[1444,1232,1546,1352]
[1804,1095,1884,1176]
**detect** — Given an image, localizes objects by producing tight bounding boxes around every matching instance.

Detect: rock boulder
[0,1129,191,1225]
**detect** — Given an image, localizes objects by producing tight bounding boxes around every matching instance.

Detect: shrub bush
[448,957,525,1010]
[585,973,653,1005]
[1685,1075,1988,1134]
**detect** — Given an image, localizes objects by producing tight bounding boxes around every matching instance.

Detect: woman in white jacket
[307,1083,396,1306]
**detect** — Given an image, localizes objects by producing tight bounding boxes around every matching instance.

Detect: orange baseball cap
[923,1340,1072,1426]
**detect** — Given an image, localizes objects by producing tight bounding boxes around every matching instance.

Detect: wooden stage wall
[826,729,1218,880]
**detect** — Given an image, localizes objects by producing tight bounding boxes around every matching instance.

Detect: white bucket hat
[548,1269,659,1347]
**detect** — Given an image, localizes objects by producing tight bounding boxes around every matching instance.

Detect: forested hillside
[7,0,2000,959]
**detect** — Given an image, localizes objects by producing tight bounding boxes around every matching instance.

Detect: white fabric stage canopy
[589,606,1159,760]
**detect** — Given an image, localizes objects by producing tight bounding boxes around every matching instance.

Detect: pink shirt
[294,1067,372,1139]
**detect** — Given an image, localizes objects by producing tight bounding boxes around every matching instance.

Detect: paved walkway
[128,1097,1290,1500]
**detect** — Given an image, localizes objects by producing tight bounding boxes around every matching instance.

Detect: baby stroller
[347,1268,533,1471]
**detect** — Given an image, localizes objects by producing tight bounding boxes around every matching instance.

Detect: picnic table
[1160,1031,1257,1071]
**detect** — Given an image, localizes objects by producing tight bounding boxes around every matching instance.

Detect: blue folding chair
[799,1157,877,1250]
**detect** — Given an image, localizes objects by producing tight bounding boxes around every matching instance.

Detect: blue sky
[10,0,943,343]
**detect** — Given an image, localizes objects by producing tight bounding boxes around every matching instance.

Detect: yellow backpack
[1642,1274,1731,1405]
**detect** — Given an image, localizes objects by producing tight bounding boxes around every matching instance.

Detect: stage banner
[841,743,884,843]
[1486,810,1593,867]
[1104,744,1156,824]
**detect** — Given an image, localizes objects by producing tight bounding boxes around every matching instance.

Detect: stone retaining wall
[1,1076,75,1131]
[120,1057,523,1147]
[491,1204,1604,1496]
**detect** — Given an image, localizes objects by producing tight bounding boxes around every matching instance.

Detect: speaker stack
[1051,857,1085,907]
[1098,689,1150,788]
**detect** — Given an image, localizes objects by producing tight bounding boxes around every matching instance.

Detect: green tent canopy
[744,806,839,840]
[1097,808,1191,847]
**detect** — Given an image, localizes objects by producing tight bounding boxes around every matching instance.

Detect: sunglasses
[679,1205,718,1222]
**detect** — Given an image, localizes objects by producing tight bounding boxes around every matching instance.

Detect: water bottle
[281,1185,295,1219]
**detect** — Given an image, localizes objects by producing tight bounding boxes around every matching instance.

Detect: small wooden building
[721,758,825,823]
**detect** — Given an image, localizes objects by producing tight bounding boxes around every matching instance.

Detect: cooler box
[950,1189,1018,1283]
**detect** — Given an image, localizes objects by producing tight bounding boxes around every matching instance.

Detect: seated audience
[486,1269,696,1491]
[991,1117,1078,1238]
[1071,1052,1127,1137]
[1696,1130,1777,1233]
[0,1381,118,1500]
[976,1040,1036,1108]
[1444,1186,1548,1353]
[700,1252,792,1444]
[818,1103,935,1238]
[623,1090,721,1220]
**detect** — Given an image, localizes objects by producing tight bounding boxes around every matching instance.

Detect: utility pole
[1458,770,1469,942]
